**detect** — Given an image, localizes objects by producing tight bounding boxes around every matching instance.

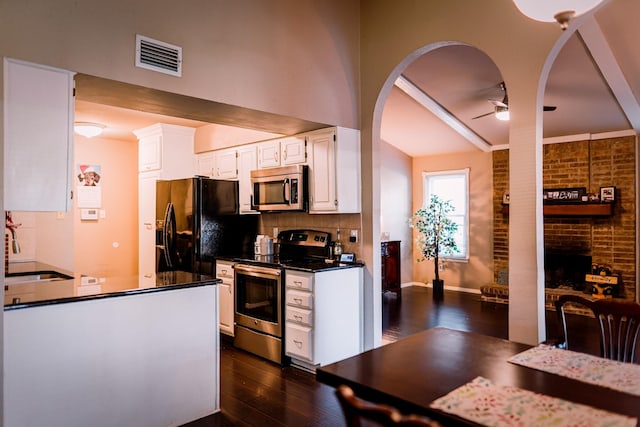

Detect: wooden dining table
[316,327,640,426]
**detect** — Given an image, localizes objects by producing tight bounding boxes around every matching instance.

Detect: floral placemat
[430,376,637,427]
[508,344,640,396]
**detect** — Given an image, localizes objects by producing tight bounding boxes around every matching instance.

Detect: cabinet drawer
[286,324,313,361]
[286,271,313,291]
[215,262,234,279]
[286,306,313,326]
[286,289,312,309]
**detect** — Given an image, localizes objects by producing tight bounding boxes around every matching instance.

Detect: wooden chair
[335,384,441,427]
[554,294,640,363]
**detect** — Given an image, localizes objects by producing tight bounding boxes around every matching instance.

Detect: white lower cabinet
[215,260,235,336]
[285,267,363,370]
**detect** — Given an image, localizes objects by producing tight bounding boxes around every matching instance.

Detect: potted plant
[410,195,459,299]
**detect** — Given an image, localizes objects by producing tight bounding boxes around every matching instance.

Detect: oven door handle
[234,264,282,278]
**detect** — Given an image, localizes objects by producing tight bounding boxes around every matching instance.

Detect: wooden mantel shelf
[501,203,613,216]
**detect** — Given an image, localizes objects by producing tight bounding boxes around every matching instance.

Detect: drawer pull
[294,280,303,287]
[293,340,303,348]
[294,314,303,321]
[221,269,227,275]
[294,298,303,304]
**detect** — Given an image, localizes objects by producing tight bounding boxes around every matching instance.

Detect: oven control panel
[278,229,330,247]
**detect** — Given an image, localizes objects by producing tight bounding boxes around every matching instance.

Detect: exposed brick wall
[492,150,509,282]
[493,136,636,301]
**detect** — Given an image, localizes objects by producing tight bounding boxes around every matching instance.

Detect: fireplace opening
[544,253,592,290]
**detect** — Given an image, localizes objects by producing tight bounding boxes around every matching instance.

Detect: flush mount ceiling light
[495,105,510,121]
[74,122,105,138]
[512,0,605,30]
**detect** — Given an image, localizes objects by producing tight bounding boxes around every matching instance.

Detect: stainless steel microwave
[251,164,308,212]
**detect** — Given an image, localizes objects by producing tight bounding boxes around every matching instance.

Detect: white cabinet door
[215,260,235,336]
[307,127,361,214]
[138,171,160,286]
[138,135,162,172]
[4,58,75,211]
[237,145,258,214]
[215,148,238,179]
[134,123,196,180]
[307,129,337,212]
[257,140,280,169]
[281,136,307,165]
[196,152,215,177]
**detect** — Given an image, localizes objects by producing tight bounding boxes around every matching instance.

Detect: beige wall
[380,141,413,285]
[73,136,138,278]
[0,0,360,130]
[411,150,493,290]
[194,124,283,153]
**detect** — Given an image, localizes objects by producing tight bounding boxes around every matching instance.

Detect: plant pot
[432,279,444,301]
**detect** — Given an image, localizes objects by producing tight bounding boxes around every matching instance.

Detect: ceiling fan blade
[489,99,508,108]
[543,105,557,111]
[472,111,495,120]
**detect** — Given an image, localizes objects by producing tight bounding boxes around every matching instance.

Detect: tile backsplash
[258,212,362,260]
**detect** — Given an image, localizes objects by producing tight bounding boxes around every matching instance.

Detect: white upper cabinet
[4,58,75,211]
[138,134,162,172]
[134,123,196,180]
[281,136,307,165]
[237,145,258,214]
[257,139,280,169]
[214,148,238,179]
[307,127,361,214]
[196,152,215,177]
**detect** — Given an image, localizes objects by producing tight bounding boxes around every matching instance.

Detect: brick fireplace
[491,136,636,303]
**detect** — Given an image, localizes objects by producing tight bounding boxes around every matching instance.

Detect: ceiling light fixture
[74,122,105,138]
[495,106,510,121]
[512,0,605,30]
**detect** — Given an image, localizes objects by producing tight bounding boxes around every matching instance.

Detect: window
[423,168,469,260]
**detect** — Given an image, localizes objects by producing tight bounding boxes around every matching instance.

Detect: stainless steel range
[233,229,332,364]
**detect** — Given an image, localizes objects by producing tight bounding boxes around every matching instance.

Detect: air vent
[135,34,182,77]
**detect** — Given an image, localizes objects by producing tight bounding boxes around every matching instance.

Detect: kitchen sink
[5,271,74,285]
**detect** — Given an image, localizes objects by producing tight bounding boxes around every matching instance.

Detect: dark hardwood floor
[183,285,599,427]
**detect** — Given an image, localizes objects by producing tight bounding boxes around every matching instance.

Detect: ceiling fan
[472,82,557,121]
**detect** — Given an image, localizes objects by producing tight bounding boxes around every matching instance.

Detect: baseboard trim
[403,281,481,295]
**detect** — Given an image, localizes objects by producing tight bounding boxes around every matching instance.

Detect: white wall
[380,141,413,285]
[0,0,360,130]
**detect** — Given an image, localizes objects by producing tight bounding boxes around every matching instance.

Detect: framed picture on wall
[600,186,615,202]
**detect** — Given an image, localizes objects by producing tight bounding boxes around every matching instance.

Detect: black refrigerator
[155,177,257,275]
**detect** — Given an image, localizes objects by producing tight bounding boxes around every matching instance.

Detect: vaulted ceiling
[381,0,640,157]
[75,0,640,158]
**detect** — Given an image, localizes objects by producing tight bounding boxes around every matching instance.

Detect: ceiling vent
[135,34,182,77]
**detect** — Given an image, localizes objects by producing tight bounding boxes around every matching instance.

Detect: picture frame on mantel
[600,186,616,202]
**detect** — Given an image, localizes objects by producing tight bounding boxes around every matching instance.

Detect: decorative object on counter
[410,195,459,301]
[333,228,343,260]
[600,186,615,203]
[5,211,21,255]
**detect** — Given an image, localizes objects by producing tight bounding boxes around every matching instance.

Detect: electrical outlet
[273,227,279,238]
[350,229,358,243]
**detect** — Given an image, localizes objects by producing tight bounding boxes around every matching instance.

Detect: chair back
[335,384,440,427]
[555,294,640,363]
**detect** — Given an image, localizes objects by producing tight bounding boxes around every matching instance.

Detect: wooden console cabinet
[381,240,401,297]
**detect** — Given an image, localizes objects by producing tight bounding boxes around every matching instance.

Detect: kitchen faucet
[5,211,20,254]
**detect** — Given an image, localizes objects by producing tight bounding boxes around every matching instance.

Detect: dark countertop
[217,255,365,272]
[5,262,219,311]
